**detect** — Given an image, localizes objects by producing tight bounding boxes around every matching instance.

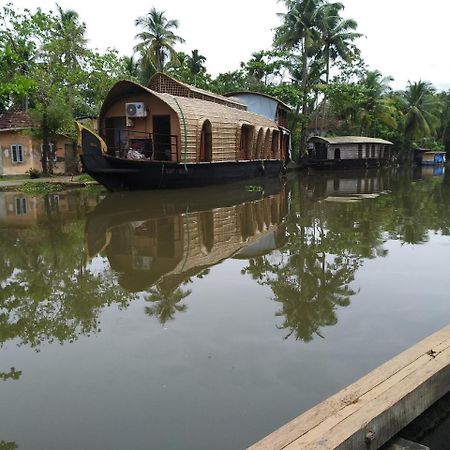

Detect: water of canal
[0,167,449,450]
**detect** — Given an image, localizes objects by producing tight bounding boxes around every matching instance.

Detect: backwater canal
[0,167,449,450]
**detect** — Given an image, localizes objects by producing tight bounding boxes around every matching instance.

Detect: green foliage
[0,441,18,450]
[0,367,22,381]
[19,182,64,195]
[26,168,41,179]
[77,173,94,182]
[134,7,185,73]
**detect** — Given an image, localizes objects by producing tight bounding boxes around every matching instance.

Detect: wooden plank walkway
[249,325,450,450]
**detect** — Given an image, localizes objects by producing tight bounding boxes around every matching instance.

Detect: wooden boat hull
[78,125,285,191]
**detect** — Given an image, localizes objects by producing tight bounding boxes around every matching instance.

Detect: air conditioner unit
[125,102,147,118]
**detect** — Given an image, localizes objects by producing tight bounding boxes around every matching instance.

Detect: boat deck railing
[104,128,179,162]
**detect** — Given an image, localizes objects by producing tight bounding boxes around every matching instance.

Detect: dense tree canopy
[0,2,449,162]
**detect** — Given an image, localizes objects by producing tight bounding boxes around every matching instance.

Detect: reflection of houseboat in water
[302,168,393,203]
[86,181,288,292]
[77,73,291,191]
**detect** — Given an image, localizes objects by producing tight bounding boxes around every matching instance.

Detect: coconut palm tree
[134,8,185,73]
[317,2,361,132]
[122,55,140,80]
[52,4,87,68]
[358,70,398,136]
[275,0,325,155]
[187,49,206,76]
[318,2,361,86]
[403,80,442,141]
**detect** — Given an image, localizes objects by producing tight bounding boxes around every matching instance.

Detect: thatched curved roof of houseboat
[99,79,281,162]
[148,72,246,110]
[309,136,393,145]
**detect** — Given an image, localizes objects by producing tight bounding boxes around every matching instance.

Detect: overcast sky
[5,0,450,91]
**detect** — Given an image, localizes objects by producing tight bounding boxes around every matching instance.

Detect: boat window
[255,128,264,159]
[358,144,363,159]
[199,120,212,162]
[263,129,271,160]
[239,125,254,160]
[271,131,280,159]
[334,148,341,160]
[371,144,376,158]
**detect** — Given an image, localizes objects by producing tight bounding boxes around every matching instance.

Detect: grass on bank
[18,182,65,195]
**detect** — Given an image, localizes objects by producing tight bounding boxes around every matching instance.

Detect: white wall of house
[327,143,384,160]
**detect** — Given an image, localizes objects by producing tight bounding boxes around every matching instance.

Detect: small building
[306,136,394,168]
[414,148,446,166]
[0,111,77,175]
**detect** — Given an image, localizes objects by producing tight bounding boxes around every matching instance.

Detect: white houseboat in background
[306,136,394,168]
[414,148,446,166]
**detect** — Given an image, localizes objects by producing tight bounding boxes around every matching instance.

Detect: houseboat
[414,148,446,166]
[77,73,291,191]
[306,136,394,168]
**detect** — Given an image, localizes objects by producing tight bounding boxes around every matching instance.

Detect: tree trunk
[299,37,309,161]
[320,49,330,136]
[41,109,49,174]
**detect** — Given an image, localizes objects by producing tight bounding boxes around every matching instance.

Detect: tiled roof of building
[0,111,34,130]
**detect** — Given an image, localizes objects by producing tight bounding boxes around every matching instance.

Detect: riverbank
[0,175,99,192]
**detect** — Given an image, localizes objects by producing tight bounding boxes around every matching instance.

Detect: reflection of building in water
[91,189,288,293]
[0,191,101,228]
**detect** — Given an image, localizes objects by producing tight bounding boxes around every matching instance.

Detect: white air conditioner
[125,102,147,118]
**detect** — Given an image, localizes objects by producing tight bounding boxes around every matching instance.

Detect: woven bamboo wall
[155,92,280,163]
[100,79,283,164]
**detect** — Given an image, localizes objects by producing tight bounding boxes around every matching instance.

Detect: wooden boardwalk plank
[249,325,450,450]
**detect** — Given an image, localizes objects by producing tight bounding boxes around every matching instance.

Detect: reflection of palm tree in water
[0,367,21,382]
[144,283,191,325]
[0,441,18,450]
[274,251,357,341]
[245,242,359,342]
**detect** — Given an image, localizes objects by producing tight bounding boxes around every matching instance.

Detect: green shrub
[77,173,94,182]
[26,168,41,179]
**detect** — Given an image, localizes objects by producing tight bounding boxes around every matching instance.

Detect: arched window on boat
[271,130,280,159]
[263,129,271,160]
[255,128,264,159]
[334,148,341,160]
[239,124,255,160]
[199,120,212,162]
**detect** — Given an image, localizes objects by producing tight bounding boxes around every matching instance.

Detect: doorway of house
[153,115,171,161]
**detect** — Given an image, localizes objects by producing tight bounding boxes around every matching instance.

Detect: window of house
[41,143,57,162]
[11,144,24,164]
[15,197,27,215]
